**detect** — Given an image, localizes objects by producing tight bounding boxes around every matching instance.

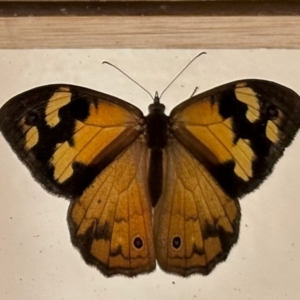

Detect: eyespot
[132,236,144,250]
[171,236,182,250]
[25,111,39,126]
[267,105,279,120]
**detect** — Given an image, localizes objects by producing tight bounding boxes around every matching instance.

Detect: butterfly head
[148,92,166,114]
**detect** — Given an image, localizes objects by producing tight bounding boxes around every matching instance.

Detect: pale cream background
[0,50,299,299]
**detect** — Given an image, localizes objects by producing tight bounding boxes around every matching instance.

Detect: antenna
[159,52,206,99]
[102,61,154,101]
[103,51,206,101]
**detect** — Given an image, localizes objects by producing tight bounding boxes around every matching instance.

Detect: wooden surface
[0,1,300,48]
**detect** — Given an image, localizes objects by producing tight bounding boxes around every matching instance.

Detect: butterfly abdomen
[145,98,169,206]
[148,148,163,207]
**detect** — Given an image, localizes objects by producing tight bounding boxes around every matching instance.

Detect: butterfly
[0,77,300,277]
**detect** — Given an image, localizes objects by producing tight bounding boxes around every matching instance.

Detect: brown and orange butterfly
[0,75,300,277]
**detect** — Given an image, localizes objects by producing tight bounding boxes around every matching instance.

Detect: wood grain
[0,1,300,48]
[0,16,299,49]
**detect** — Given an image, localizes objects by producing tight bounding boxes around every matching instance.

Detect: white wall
[0,49,299,300]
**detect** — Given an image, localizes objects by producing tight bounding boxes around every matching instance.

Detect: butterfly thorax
[145,95,169,149]
[145,94,169,207]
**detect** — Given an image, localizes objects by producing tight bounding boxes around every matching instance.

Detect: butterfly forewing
[0,85,143,199]
[170,79,300,199]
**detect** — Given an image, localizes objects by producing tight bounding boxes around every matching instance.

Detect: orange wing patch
[45,89,143,184]
[174,106,255,182]
[22,121,39,150]
[51,123,131,183]
[85,101,140,127]
[68,139,156,276]
[186,118,254,181]
[154,139,240,276]
[45,87,71,128]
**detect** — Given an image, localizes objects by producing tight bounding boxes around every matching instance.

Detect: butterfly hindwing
[68,139,155,276]
[0,85,143,199]
[154,139,240,276]
[170,79,300,198]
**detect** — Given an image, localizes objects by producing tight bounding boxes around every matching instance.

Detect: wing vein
[136,146,151,262]
[207,125,251,178]
[197,162,235,228]
[76,165,114,231]
[56,128,102,181]
[167,146,178,269]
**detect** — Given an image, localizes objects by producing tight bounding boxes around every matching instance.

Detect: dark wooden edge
[1,1,300,17]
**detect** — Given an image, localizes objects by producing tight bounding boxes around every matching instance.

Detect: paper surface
[0,49,299,300]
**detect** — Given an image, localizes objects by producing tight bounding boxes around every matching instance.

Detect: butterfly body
[1,79,300,277]
[145,94,169,206]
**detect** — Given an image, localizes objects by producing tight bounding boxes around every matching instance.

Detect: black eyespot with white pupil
[133,236,143,250]
[267,105,279,120]
[172,236,182,250]
[25,111,39,126]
